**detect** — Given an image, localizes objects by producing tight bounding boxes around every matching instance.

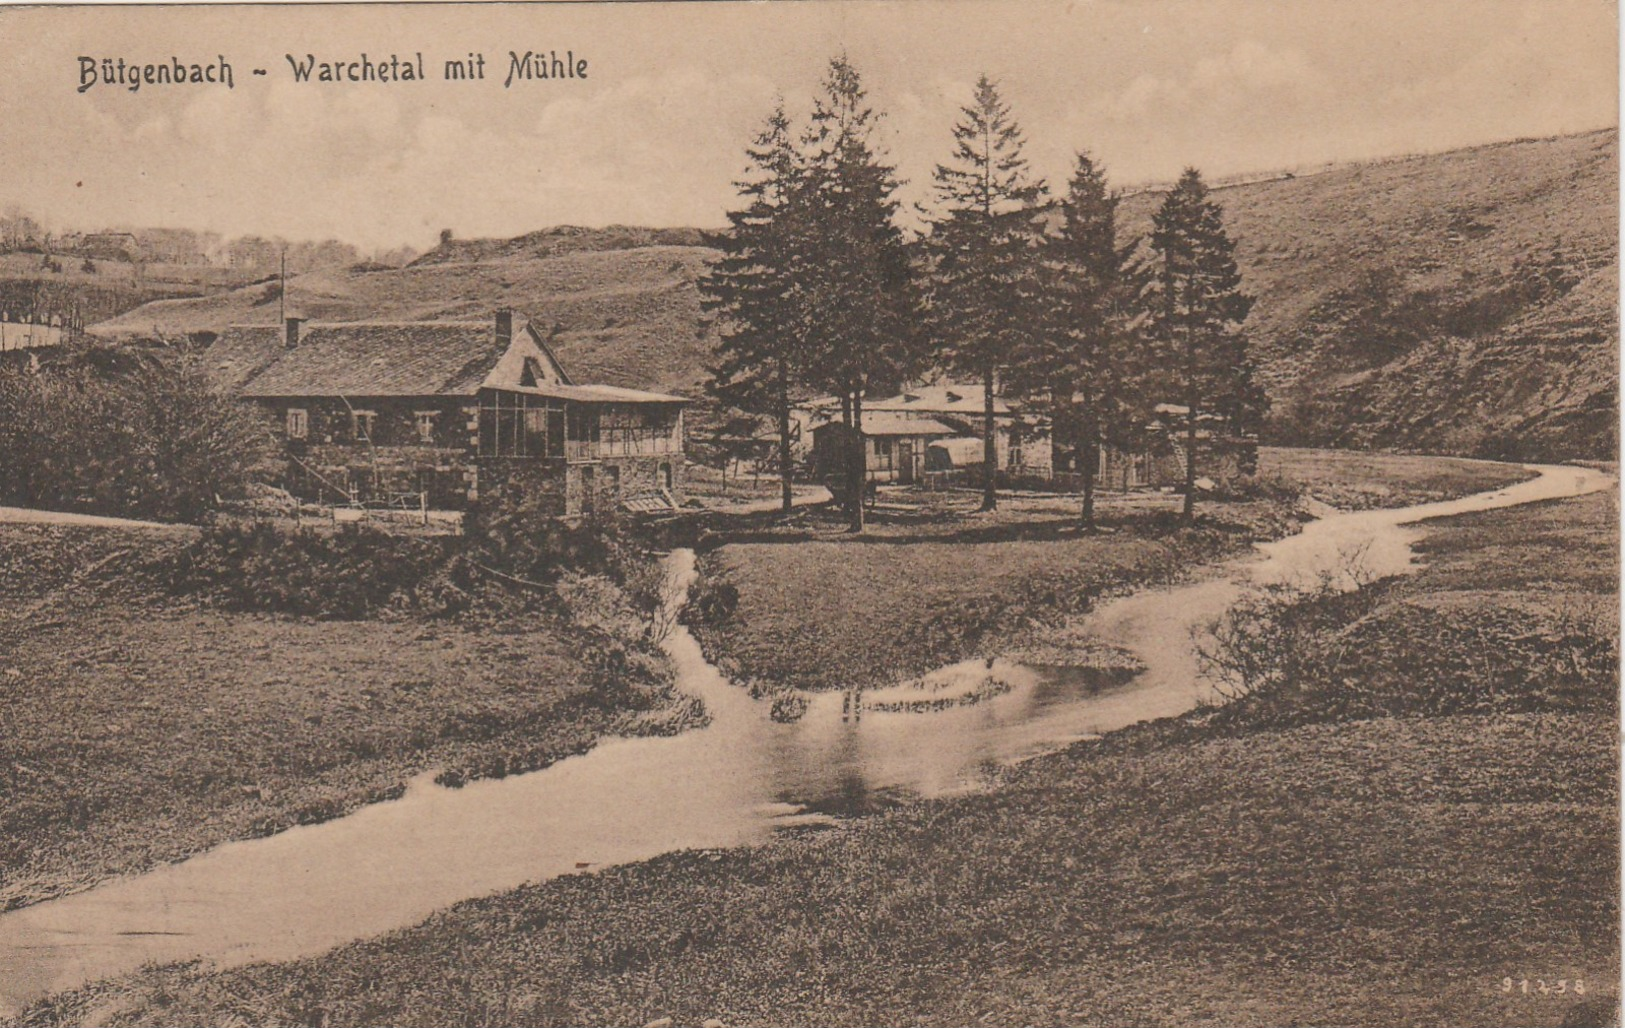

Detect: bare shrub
[1195,545,1382,705]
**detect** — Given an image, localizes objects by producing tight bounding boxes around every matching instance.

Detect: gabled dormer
[481,309,573,391]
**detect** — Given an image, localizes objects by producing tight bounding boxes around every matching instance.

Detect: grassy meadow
[20,464,1614,1028]
[691,449,1535,694]
[0,522,695,913]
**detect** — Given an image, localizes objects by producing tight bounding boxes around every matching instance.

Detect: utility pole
[279,246,287,323]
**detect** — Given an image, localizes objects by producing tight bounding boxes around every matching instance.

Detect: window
[286,408,308,440]
[604,465,621,500]
[547,409,566,457]
[478,392,558,457]
[350,410,377,442]
[414,411,438,444]
[593,405,679,458]
[660,462,673,492]
[580,465,596,513]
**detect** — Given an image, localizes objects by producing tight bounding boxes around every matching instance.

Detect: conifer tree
[700,103,806,514]
[925,76,1048,511]
[1145,168,1262,522]
[799,55,920,532]
[1015,151,1142,530]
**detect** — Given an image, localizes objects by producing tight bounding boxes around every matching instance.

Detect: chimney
[494,308,513,349]
[284,316,305,349]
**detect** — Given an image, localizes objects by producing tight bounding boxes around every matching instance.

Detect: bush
[1195,577,1380,709]
[0,352,272,521]
[170,519,461,619]
[1196,571,1619,729]
[1207,471,1305,505]
[465,483,634,583]
[684,574,739,628]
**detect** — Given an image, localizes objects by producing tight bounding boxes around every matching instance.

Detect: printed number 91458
[1502,978,1585,996]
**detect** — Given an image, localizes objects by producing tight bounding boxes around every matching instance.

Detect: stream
[0,461,1610,1016]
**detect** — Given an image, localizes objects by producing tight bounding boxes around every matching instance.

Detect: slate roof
[804,383,1013,418]
[237,321,504,398]
[203,325,284,392]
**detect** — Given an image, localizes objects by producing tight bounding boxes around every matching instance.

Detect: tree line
[700,56,1265,532]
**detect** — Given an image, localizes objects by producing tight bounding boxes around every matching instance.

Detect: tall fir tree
[1145,167,1262,522]
[799,55,920,532]
[1014,151,1143,530]
[699,102,807,514]
[925,76,1048,511]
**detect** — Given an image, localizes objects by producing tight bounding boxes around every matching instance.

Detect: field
[692,449,1535,694]
[23,473,1615,1028]
[0,523,693,912]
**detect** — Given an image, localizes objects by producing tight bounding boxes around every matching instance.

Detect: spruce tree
[925,76,1048,511]
[1145,168,1260,522]
[1015,151,1142,530]
[700,103,807,515]
[799,55,920,532]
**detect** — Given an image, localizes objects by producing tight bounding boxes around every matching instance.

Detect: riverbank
[11,453,1608,1028]
[0,523,696,913]
[688,449,1534,694]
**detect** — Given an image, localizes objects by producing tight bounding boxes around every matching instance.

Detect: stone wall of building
[475,460,570,516]
[254,395,476,506]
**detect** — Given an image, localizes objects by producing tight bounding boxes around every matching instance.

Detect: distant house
[798,382,1052,483]
[797,384,1255,492]
[809,414,958,486]
[1098,403,1258,490]
[206,310,688,514]
[0,312,66,352]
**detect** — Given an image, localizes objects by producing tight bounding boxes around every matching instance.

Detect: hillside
[1115,128,1617,461]
[92,226,720,397]
[91,131,1617,459]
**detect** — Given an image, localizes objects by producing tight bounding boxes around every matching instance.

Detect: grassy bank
[689,449,1533,694]
[1258,445,1537,509]
[690,516,1243,693]
[24,712,1609,1028]
[18,467,1613,1028]
[0,523,694,911]
[10,455,1611,1028]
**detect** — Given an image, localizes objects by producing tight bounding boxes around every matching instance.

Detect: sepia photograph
[0,1,1618,1025]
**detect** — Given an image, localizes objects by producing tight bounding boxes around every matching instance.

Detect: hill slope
[93,131,1618,459]
[93,226,720,397]
[1117,128,1617,460]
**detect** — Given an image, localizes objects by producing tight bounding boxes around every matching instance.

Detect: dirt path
[0,507,196,535]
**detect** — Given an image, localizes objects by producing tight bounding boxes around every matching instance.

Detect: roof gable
[481,322,573,391]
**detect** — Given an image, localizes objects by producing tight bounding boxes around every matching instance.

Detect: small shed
[811,414,956,485]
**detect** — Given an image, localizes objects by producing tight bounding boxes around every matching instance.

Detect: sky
[0,0,1617,252]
